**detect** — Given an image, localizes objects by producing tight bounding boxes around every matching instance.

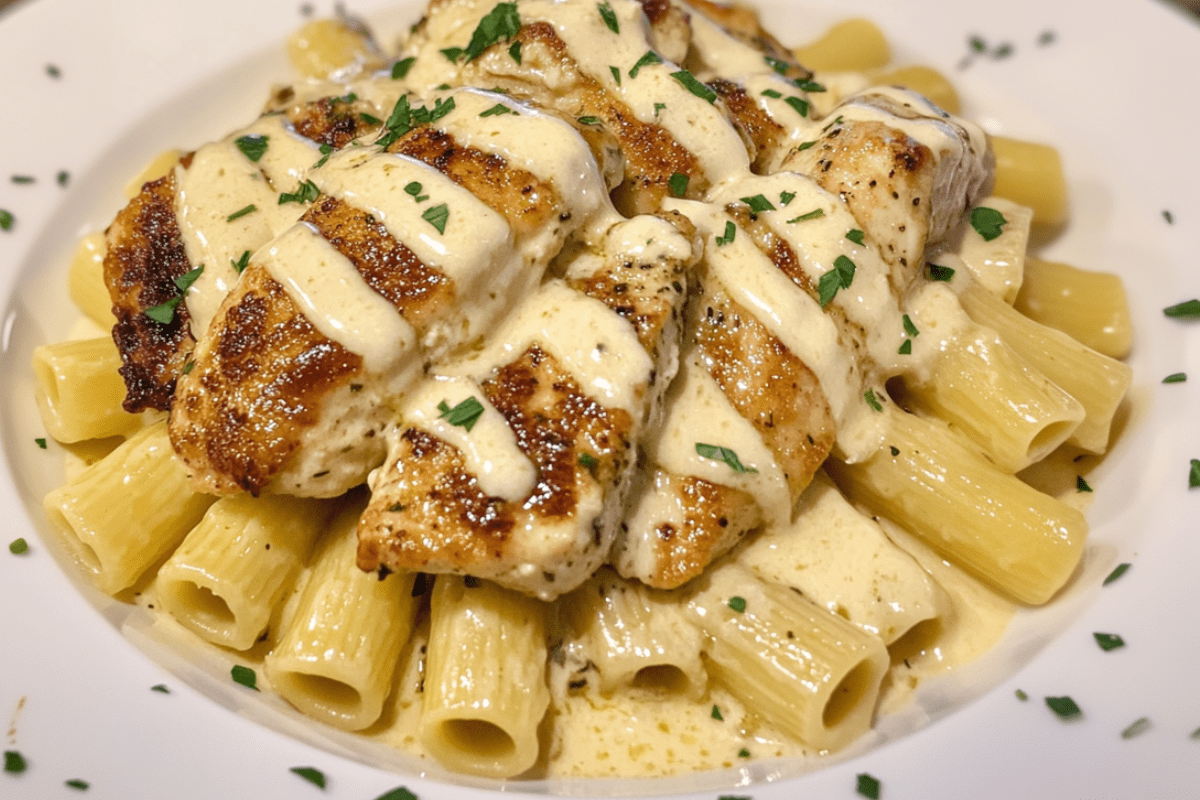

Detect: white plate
[2,0,1199,797]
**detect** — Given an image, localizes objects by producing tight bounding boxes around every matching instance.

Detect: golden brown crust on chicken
[169,266,363,495]
[687,0,812,83]
[286,98,383,149]
[647,474,760,588]
[103,171,195,413]
[710,79,786,173]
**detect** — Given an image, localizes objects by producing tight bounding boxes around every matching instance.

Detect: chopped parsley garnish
[817,255,856,307]
[151,684,170,693]
[784,96,809,117]
[35,437,47,449]
[898,339,912,355]
[235,134,269,162]
[855,773,881,799]
[629,50,662,79]
[440,46,466,62]
[787,208,824,223]
[312,143,335,169]
[1038,30,1057,46]
[737,748,750,758]
[1121,717,1151,739]
[1076,475,1092,493]
[9,538,28,555]
[145,265,204,324]
[711,704,724,720]
[509,40,522,64]
[889,446,900,456]
[846,228,865,245]
[695,443,757,473]
[463,2,521,61]
[577,115,602,126]
[740,194,776,214]
[794,79,825,93]
[360,111,383,126]
[1163,299,1200,318]
[1093,632,1125,651]
[653,102,666,116]
[377,95,456,148]
[64,779,89,790]
[479,102,516,117]
[779,190,795,206]
[57,170,70,187]
[404,181,429,202]
[864,388,883,412]
[391,56,416,79]
[763,55,789,75]
[1190,459,1200,488]
[609,65,622,86]
[1163,372,1187,383]
[1045,695,1082,719]
[727,596,747,613]
[577,452,598,472]
[290,767,327,788]
[1163,209,1174,225]
[715,220,736,246]
[1103,562,1131,586]
[970,207,1007,241]
[4,750,27,774]
[597,1,619,33]
[46,63,61,78]
[182,360,195,375]
[438,396,485,431]
[11,174,34,184]
[226,203,257,223]
[232,250,251,274]
[0,209,13,231]
[902,315,919,337]
[762,88,783,99]
[1015,689,1028,701]
[925,263,955,282]
[795,140,816,152]
[670,69,717,104]
[422,202,450,234]
[374,788,419,800]
[231,664,259,690]
[279,179,320,205]
[669,172,689,198]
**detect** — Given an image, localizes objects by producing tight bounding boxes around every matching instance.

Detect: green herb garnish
[1121,717,1151,739]
[670,69,717,103]
[35,437,47,449]
[902,314,919,337]
[231,664,259,690]
[855,773,881,799]
[508,40,522,64]
[279,179,320,205]
[0,209,13,231]
[1103,563,1131,586]
[1163,372,1186,383]
[740,194,776,214]
[779,190,795,206]
[795,79,825,92]
[4,750,27,774]
[696,443,757,473]
[578,452,598,472]
[463,2,521,61]
[422,202,450,234]
[597,1,619,33]
[1188,458,1200,488]
[479,103,516,117]
[727,596,747,613]
[737,748,750,758]
[232,250,250,274]
[64,779,89,790]
[404,181,429,202]
[711,704,724,720]
[761,88,782,99]
[57,171,70,187]
[145,265,204,324]
[653,102,666,116]
[669,172,689,198]
[151,684,170,693]
[787,208,824,223]
[629,50,662,79]
[763,55,789,75]
[359,112,383,126]
[970,207,1007,241]
[226,203,257,223]
[1015,689,1028,701]
[235,134,269,162]
[846,228,865,245]
[715,220,736,246]
[784,96,809,117]
[864,388,883,412]
[926,263,955,282]
[11,174,34,184]
[898,339,912,355]
[1076,475,1092,493]
[1045,695,1081,719]
[374,789,419,800]
[290,767,327,788]
[1163,209,1174,225]
[1093,632,1125,651]
[817,255,856,307]
[1164,299,1200,318]
[391,56,416,79]
[795,140,816,152]
[609,65,622,85]
[440,46,466,62]
[9,538,28,555]
[438,396,485,431]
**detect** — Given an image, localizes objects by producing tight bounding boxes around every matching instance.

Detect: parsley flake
[422,202,450,234]
[479,103,516,117]
[57,170,70,187]
[46,63,61,78]
[1076,475,1093,492]
[1045,695,1082,719]
[463,2,521,61]
[727,596,747,613]
[787,208,824,223]
[970,207,1007,241]
[1190,459,1200,488]
[784,96,809,117]
[670,69,717,103]
[864,388,883,412]
[795,79,825,92]
[11,174,34,184]
[577,115,602,126]
[509,40,522,64]
[711,704,724,720]
[151,684,170,693]
[232,250,251,274]
[818,255,856,307]
[1103,563,1131,586]
[597,1,619,33]
[763,55,789,75]
[231,664,259,690]
[374,787,419,800]
[438,396,485,431]
[1094,632,1125,651]
[779,190,795,206]
[279,179,320,205]
[795,140,816,152]
[35,437,47,449]
[0,209,13,231]
[695,443,757,473]
[391,56,416,79]
[609,65,622,85]
[898,339,912,355]
[1163,372,1187,383]
[715,220,736,246]
[440,46,466,62]
[1015,689,1028,701]
[669,172,689,198]
[629,50,662,79]
[855,773,881,799]
[740,194,776,214]
[761,88,783,99]
[226,203,257,223]
[1121,717,1151,739]
[4,750,27,774]
[235,134,269,162]
[925,263,955,282]
[359,111,383,126]
[65,779,89,790]
[737,748,751,758]
[9,538,29,555]
[290,767,327,788]
[1163,209,1174,225]
[577,452,598,472]
[846,228,865,245]
[902,314,919,337]
[146,265,204,324]
[1164,299,1200,318]
[653,102,666,116]
[404,181,429,202]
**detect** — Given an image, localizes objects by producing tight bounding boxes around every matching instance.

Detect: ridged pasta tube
[32,336,143,443]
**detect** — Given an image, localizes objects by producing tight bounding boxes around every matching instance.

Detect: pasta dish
[31,0,1133,781]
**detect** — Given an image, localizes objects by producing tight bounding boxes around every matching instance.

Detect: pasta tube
[1014,257,1133,359]
[42,421,215,594]
[66,232,116,328]
[793,18,891,72]
[685,563,888,752]
[32,336,143,443]
[990,135,1068,227]
[286,17,385,79]
[826,407,1087,605]
[265,504,419,731]
[421,576,550,778]
[157,494,331,650]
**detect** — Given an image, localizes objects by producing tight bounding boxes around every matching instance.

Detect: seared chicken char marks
[104,171,195,413]
[709,79,787,173]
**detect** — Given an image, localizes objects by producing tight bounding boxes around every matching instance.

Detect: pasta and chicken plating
[34,0,1133,780]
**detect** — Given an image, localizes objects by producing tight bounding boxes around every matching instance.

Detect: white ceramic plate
[3,0,1199,797]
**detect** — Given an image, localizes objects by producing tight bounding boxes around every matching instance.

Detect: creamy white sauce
[261,222,416,373]
[941,195,1032,303]
[403,375,537,501]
